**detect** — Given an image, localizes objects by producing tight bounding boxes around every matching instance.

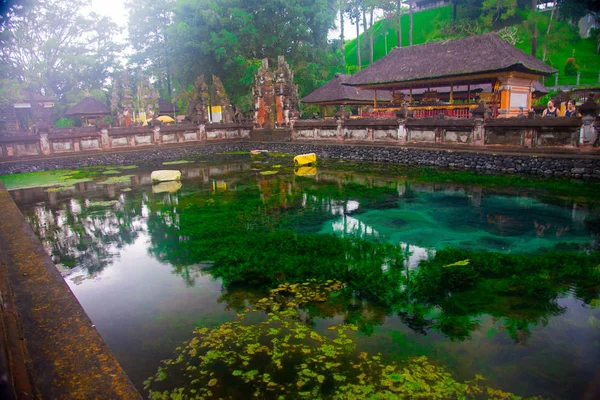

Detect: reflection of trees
[24,194,145,281]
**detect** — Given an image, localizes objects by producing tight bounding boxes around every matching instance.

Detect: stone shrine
[185,75,210,124]
[211,75,235,123]
[253,56,299,129]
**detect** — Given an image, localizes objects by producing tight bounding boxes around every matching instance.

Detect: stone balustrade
[0,122,253,158]
[0,117,597,159]
[290,116,597,151]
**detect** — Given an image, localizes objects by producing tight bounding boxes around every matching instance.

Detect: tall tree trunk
[369,8,374,65]
[362,8,368,53]
[409,1,414,46]
[452,0,457,27]
[340,7,345,60]
[397,0,402,47]
[531,23,537,57]
[531,0,537,11]
[356,14,362,69]
[542,6,555,62]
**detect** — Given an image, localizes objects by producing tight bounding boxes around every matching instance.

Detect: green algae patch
[163,160,193,165]
[0,170,94,190]
[119,165,139,170]
[97,175,134,185]
[45,185,76,193]
[102,169,121,175]
[259,170,278,176]
[146,281,523,400]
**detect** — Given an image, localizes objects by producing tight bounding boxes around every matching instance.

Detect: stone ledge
[0,181,141,399]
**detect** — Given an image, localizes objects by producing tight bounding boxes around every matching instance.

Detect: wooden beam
[350,71,543,91]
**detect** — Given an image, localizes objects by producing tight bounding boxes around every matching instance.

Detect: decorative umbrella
[157,115,175,123]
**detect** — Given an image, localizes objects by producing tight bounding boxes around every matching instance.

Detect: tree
[126,0,175,99]
[348,0,363,68]
[0,0,119,97]
[481,0,517,25]
[168,0,341,113]
[409,0,414,46]
[397,0,402,47]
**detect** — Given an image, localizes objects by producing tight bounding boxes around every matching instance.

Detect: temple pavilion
[300,74,391,118]
[65,97,111,126]
[344,32,556,118]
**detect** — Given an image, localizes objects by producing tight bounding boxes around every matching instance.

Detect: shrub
[564,57,579,76]
[55,117,74,128]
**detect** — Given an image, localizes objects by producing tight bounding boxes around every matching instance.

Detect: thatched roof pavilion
[158,98,181,115]
[66,97,110,118]
[301,74,391,106]
[345,32,556,117]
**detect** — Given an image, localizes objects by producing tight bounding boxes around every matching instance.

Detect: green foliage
[0,0,119,96]
[147,281,522,399]
[168,0,344,109]
[55,118,75,128]
[565,57,579,76]
[0,79,23,107]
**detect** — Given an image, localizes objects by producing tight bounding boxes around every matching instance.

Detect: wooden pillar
[450,84,454,104]
[409,88,413,103]
[500,89,510,111]
[374,90,378,108]
[467,84,471,103]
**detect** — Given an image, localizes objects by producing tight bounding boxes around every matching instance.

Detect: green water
[8,158,600,399]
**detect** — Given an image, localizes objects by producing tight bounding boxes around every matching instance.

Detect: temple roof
[65,97,110,116]
[19,90,56,103]
[158,98,181,114]
[345,33,557,88]
[532,80,550,95]
[301,74,392,105]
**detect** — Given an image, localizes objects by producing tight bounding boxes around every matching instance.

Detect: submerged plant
[146,281,525,400]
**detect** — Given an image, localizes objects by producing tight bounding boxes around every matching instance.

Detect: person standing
[542,100,559,117]
[565,100,578,117]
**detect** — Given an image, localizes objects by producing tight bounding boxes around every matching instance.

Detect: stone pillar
[471,101,487,146]
[73,140,80,152]
[523,129,533,148]
[578,94,599,148]
[39,133,51,155]
[101,129,110,149]
[336,117,344,142]
[199,123,206,141]
[154,126,161,144]
[397,118,406,144]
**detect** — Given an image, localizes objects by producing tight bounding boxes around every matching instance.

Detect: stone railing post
[39,133,51,155]
[578,94,599,148]
[336,117,344,142]
[154,125,161,144]
[290,118,296,141]
[199,122,206,141]
[471,101,487,146]
[101,129,110,149]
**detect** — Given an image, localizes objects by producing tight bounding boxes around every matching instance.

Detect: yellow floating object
[150,170,182,182]
[157,115,175,123]
[152,181,182,194]
[295,166,317,176]
[293,153,317,166]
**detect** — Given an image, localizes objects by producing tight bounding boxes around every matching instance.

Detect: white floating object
[151,170,182,182]
[152,181,182,194]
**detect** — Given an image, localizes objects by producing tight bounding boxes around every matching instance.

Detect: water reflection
[10,161,600,398]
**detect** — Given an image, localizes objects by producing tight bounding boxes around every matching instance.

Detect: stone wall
[2,141,600,181]
[290,116,595,150]
[0,122,252,158]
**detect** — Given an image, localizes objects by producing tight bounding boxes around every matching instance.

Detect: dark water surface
[10,159,600,399]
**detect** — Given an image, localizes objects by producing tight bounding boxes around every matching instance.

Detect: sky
[90,0,362,49]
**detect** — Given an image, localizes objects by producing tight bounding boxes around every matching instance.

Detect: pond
[6,156,600,399]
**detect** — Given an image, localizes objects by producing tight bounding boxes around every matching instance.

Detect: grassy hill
[344,5,600,87]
